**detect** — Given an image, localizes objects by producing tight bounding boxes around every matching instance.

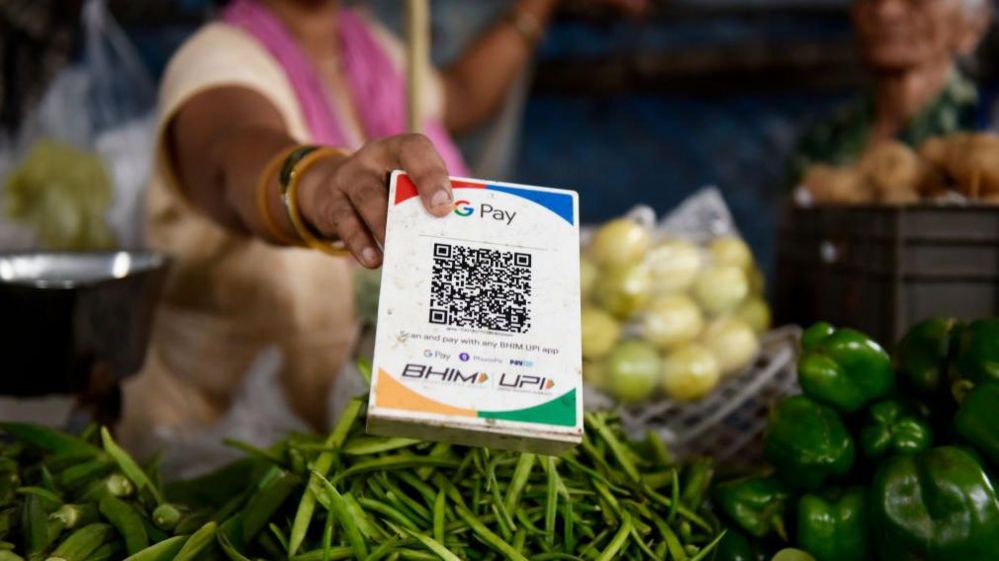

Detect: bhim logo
[499,374,555,391]
[403,363,488,385]
[453,200,474,217]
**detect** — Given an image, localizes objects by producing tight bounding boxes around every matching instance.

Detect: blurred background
[5,0,998,281]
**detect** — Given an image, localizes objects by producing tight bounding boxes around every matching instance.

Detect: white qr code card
[368,171,582,454]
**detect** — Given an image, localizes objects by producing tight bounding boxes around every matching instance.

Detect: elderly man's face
[852,0,985,71]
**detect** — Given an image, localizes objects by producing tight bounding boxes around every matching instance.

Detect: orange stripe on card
[374,369,476,417]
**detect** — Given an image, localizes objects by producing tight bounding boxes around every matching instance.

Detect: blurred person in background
[792,0,993,179]
[366,0,647,180]
[122,0,645,455]
[367,0,531,180]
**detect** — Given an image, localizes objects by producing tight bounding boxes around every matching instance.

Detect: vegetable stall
[0,398,727,560]
[1,316,998,560]
[4,183,999,560]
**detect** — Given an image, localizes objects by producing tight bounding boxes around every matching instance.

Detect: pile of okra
[0,398,724,560]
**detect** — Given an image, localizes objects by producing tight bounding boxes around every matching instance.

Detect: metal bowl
[0,251,170,396]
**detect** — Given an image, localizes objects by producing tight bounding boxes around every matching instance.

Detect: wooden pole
[406,0,430,133]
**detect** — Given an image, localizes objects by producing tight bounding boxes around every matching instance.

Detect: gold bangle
[257,145,305,247]
[282,146,353,257]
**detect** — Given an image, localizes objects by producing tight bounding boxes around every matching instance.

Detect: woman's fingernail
[361,247,379,267]
[431,189,452,209]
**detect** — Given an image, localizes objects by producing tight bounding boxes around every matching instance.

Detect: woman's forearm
[170,87,343,246]
[442,0,558,133]
[215,125,298,241]
[171,87,454,268]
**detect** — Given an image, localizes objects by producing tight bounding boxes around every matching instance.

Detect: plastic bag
[0,0,155,250]
[582,188,796,461]
[149,347,308,480]
[151,347,369,481]
[581,188,769,403]
[657,186,741,242]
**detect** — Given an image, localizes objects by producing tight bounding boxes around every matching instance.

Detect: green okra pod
[50,505,97,531]
[216,530,252,561]
[98,495,148,555]
[312,472,368,560]
[46,523,114,561]
[287,398,362,557]
[432,490,446,545]
[150,504,181,531]
[241,470,298,543]
[58,461,112,492]
[122,534,187,561]
[0,424,100,458]
[454,504,528,561]
[99,430,161,506]
[80,541,121,561]
[172,521,217,561]
[594,512,633,561]
[23,496,50,557]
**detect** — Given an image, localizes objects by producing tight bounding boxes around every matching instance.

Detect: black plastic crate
[775,205,999,346]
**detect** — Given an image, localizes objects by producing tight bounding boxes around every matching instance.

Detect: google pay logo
[453,200,474,217]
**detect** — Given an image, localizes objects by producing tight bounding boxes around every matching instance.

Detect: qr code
[429,243,532,333]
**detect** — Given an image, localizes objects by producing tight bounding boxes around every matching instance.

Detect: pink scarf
[221,0,468,175]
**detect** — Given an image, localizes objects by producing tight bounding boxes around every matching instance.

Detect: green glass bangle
[278,145,320,192]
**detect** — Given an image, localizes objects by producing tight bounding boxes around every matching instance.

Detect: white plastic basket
[585,325,801,462]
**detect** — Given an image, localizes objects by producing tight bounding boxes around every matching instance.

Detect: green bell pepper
[950,319,999,387]
[764,395,855,490]
[858,400,932,459]
[796,487,869,561]
[713,528,768,561]
[893,318,961,396]
[711,476,790,540]
[871,446,999,561]
[772,549,817,561]
[954,381,999,468]
[798,322,894,414]
[800,321,836,349]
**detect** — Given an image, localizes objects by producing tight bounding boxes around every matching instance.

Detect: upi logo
[498,374,555,391]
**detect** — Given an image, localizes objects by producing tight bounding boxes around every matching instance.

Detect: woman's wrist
[262,144,353,256]
[256,144,306,246]
[295,148,349,240]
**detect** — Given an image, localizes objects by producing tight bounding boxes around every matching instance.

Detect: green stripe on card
[477,390,577,427]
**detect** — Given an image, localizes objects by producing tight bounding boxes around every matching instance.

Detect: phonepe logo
[451,199,517,225]
[403,363,489,385]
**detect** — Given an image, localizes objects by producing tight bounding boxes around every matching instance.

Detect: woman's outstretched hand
[298,133,454,269]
